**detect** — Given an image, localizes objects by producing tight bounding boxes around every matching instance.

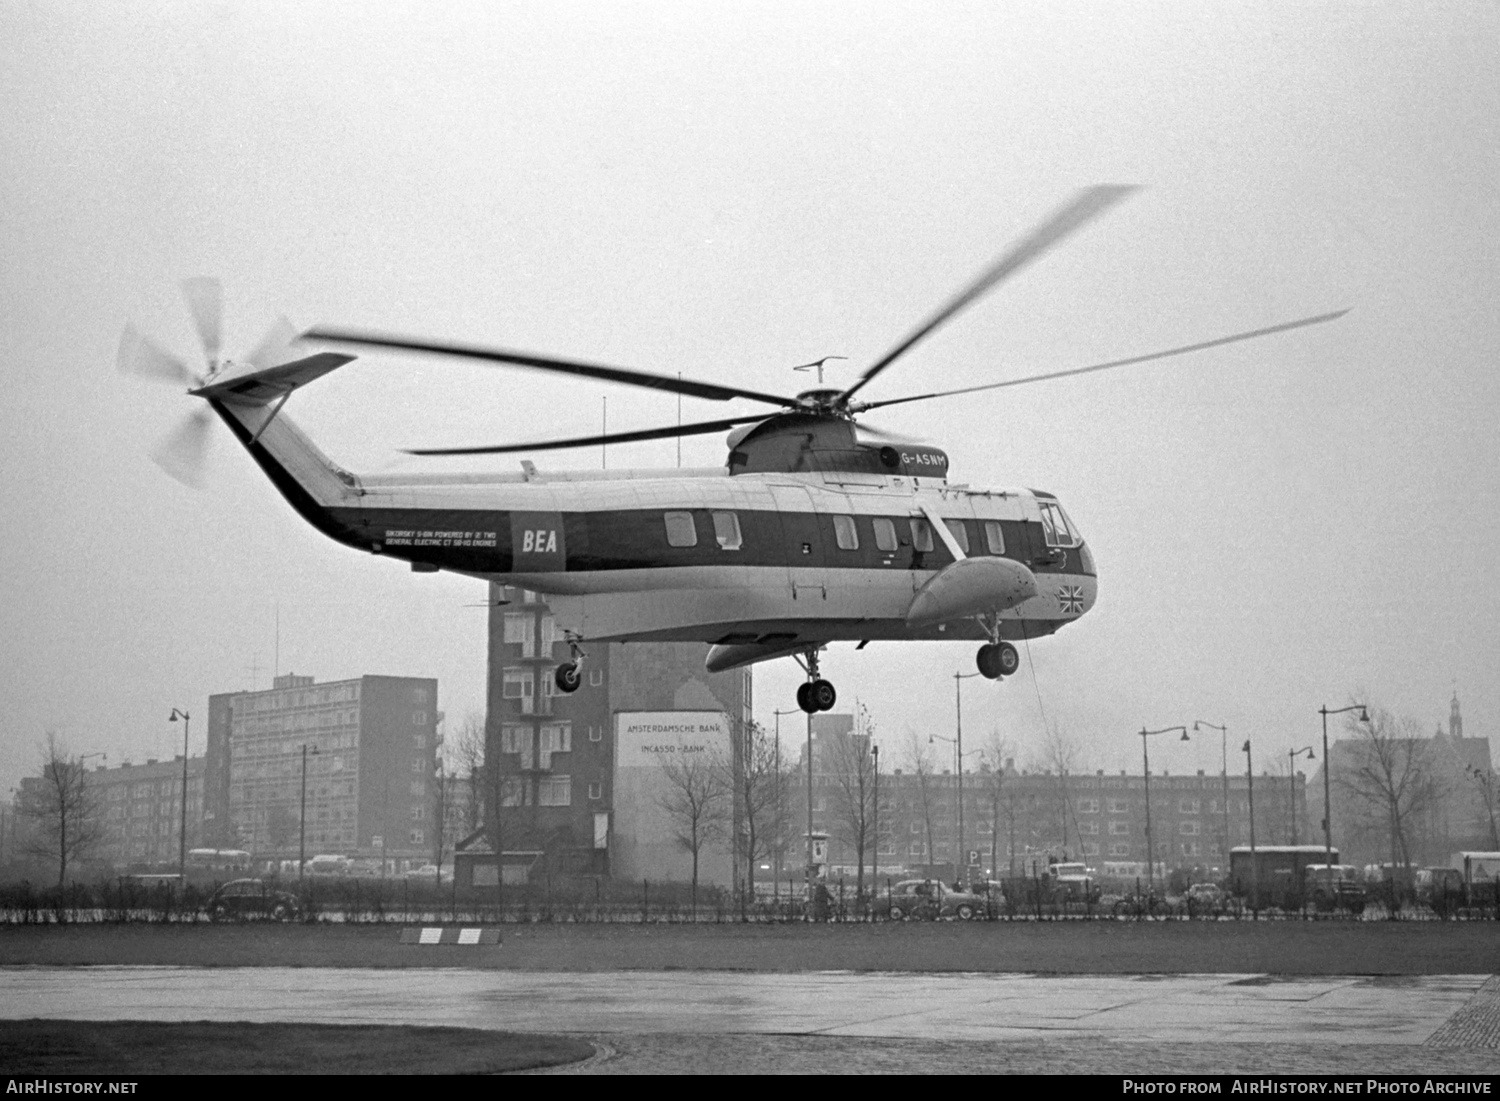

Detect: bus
[185,849,253,880]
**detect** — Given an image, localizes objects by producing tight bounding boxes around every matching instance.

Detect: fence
[0,873,1495,924]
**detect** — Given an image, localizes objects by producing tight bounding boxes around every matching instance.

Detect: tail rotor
[120,278,302,487]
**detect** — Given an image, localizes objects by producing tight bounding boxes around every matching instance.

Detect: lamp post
[169,709,190,883]
[1193,721,1230,872]
[954,670,980,882]
[1318,704,1369,873]
[1139,725,1189,897]
[1243,738,1257,912]
[298,743,319,890]
[805,709,814,907]
[929,730,981,882]
[1287,747,1316,844]
[773,707,797,901]
[871,744,880,891]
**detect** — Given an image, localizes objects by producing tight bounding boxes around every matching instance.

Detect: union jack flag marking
[1056,585,1085,615]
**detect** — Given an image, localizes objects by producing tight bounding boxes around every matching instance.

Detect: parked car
[871,879,984,921]
[207,879,302,922]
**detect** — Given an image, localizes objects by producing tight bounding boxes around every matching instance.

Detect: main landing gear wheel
[976,642,1019,680]
[796,679,837,714]
[554,663,581,694]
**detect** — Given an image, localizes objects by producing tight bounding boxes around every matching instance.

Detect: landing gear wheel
[554,663,581,694]
[809,679,837,712]
[796,682,813,713]
[977,642,1020,680]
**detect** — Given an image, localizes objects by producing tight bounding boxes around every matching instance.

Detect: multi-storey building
[93,756,207,868]
[14,755,206,872]
[473,585,751,884]
[204,672,439,868]
[793,718,1307,883]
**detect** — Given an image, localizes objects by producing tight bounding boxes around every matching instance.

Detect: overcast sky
[3,2,1496,799]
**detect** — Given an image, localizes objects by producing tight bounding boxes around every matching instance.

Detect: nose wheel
[976,641,1019,681]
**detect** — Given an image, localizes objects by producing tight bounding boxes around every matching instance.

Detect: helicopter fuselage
[214,392,1096,668]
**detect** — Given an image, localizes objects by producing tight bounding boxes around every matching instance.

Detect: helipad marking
[399,927,500,945]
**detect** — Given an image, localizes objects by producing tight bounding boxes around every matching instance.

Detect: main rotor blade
[307,327,795,408]
[859,309,1351,412]
[841,185,1139,404]
[181,277,223,366]
[405,413,770,457]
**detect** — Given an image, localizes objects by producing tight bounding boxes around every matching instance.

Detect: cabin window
[832,515,859,551]
[909,518,934,553]
[711,511,742,550]
[983,520,1005,555]
[664,511,698,548]
[942,518,970,554]
[872,518,899,552]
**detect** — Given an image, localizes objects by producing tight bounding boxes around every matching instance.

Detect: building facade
[204,672,439,869]
[789,719,1308,885]
[475,585,751,885]
[93,756,206,868]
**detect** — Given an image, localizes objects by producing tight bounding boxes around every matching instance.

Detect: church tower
[1450,691,1464,739]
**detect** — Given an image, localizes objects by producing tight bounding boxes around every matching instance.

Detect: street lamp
[168,709,190,883]
[1286,747,1316,844]
[1138,725,1189,897]
[930,730,981,883]
[1242,738,1257,912]
[1193,721,1230,872]
[954,670,980,882]
[871,744,880,890]
[1318,704,1369,873]
[298,743,319,890]
[773,707,798,901]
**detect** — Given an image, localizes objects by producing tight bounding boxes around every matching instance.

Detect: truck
[1228,845,1343,911]
[1456,851,1500,907]
[1303,863,1367,914]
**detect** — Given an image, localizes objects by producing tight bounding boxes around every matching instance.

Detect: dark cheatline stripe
[332,504,1093,579]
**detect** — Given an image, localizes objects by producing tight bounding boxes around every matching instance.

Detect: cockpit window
[1038,501,1080,548]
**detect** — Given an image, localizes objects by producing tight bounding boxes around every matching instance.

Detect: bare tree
[1337,706,1444,874]
[17,733,105,886]
[657,747,731,911]
[1042,726,1083,857]
[978,731,1016,877]
[730,720,789,901]
[904,729,939,872]
[826,703,878,900]
[445,710,488,838]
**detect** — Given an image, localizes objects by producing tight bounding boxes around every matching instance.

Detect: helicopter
[119,186,1345,714]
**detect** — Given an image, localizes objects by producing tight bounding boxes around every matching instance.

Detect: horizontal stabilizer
[190,352,356,406]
